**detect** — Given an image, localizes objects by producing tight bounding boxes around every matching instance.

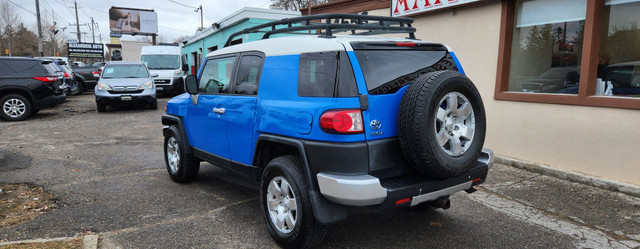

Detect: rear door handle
[212,107,225,114]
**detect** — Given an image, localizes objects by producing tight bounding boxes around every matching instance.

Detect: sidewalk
[478,163,640,248]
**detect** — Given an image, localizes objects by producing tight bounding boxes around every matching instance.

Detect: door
[185,55,238,160]
[226,53,264,165]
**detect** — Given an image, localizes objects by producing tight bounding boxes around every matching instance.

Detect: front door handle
[213,107,225,114]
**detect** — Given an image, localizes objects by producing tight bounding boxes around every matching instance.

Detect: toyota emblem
[370,120,381,130]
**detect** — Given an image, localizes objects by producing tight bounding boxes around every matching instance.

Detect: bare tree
[173,35,191,44]
[269,0,338,11]
[0,0,21,56]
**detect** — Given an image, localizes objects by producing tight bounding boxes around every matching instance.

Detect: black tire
[69,81,80,96]
[398,70,486,178]
[149,99,158,110]
[76,81,84,95]
[164,125,200,183]
[96,103,107,113]
[260,155,327,249]
[0,94,32,121]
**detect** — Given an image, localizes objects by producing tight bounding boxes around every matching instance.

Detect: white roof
[141,45,180,55]
[206,35,448,57]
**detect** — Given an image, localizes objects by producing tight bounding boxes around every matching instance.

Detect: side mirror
[151,73,159,78]
[182,64,189,72]
[185,75,198,94]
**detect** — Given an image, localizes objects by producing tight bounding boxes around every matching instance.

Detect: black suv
[0,57,66,121]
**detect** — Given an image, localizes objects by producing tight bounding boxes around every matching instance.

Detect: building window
[597,0,640,97]
[495,0,640,109]
[508,0,586,94]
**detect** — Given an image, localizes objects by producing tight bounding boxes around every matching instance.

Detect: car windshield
[102,64,149,79]
[141,55,180,70]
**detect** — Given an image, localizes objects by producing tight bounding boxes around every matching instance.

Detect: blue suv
[162,14,493,248]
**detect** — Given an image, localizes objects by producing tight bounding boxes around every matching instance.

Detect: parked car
[95,61,158,112]
[52,60,84,96]
[71,63,101,91]
[520,67,580,93]
[604,61,640,96]
[140,45,187,94]
[162,14,493,248]
[0,57,66,121]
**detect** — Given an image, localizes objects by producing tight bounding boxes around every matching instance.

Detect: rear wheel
[260,156,327,248]
[0,94,32,121]
[149,99,158,110]
[398,70,486,178]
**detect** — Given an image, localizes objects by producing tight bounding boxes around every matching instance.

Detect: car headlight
[139,81,153,90]
[174,69,182,77]
[97,83,112,91]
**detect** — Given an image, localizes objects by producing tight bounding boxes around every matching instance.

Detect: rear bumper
[316,149,493,207]
[154,77,183,92]
[33,93,66,110]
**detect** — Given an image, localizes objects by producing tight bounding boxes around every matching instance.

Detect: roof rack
[223,13,416,47]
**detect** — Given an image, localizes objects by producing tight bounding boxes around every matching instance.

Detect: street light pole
[35,0,44,56]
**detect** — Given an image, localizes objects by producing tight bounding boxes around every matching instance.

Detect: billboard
[67,42,104,58]
[392,0,483,17]
[109,7,158,34]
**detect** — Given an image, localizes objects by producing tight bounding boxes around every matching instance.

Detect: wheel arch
[162,114,193,154]
[253,134,349,224]
[0,87,36,109]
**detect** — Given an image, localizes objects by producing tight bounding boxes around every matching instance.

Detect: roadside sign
[67,42,104,58]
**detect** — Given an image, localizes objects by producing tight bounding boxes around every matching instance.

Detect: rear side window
[298,51,358,97]
[354,50,456,95]
[0,60,44,76]
[43,62,62,75]
[234,55,264,95]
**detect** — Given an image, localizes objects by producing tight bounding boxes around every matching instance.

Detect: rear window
[43,62,62,75]
[298,51,357,97]
[354,50,456,95]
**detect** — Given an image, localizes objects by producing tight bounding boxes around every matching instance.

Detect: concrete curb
[0,235,98,248]
[0,237,75,246]
[495,155,640,198]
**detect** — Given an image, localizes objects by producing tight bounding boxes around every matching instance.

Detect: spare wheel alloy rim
[433,91,475,156]
[266,176,297,234]
[3,98,26,118]
[167,136,180,173]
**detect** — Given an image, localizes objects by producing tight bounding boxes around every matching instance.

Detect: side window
[298,52,338,97]
[199,56,237,94]
[336,51,358,97]
[234,55,264,95]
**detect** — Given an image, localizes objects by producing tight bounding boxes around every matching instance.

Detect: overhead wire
[7,0,36,16]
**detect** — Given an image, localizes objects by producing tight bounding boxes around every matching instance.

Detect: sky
[8,0,276,44]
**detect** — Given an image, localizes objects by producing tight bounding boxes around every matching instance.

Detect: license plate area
[157,87,163,91]
[121,95,132,101]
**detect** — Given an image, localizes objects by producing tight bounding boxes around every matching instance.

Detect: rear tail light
[32,76,58,82]
[64,72,71,79]
[320,110,364,133]
[92,71,100,77]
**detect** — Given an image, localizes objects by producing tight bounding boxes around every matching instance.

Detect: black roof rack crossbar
[223,13,416,47]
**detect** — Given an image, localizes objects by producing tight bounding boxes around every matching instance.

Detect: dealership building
[298,0,640,186]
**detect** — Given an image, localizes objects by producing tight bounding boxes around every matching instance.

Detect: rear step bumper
[316,149,493,207]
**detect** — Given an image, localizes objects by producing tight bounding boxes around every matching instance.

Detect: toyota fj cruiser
[162,14,493,248]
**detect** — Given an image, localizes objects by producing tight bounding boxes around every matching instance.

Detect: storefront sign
[67,42,104,58]
[392,0,482,17]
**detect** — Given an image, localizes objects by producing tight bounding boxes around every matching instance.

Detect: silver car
[95,61,158,112]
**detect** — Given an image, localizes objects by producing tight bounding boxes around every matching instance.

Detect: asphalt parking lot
[1,93,640,248]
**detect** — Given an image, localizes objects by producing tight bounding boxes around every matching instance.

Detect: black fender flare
[0,86,36,107]
[161,114,193,154]
[253,134,348,224]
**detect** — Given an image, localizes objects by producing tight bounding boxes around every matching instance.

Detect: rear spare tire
[398,70,486,178]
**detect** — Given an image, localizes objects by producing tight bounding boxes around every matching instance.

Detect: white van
[140,46,187,94]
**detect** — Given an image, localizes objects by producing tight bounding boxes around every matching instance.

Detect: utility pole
[199,5,203,30]
[35,0,44,56]
[53,8,57,56]
[74,0,81,42]
[91,17,95,43]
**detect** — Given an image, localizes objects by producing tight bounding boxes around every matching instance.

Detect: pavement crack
[50,169,165,188]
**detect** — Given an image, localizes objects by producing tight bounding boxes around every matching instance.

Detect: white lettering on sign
[391,0,482,17]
